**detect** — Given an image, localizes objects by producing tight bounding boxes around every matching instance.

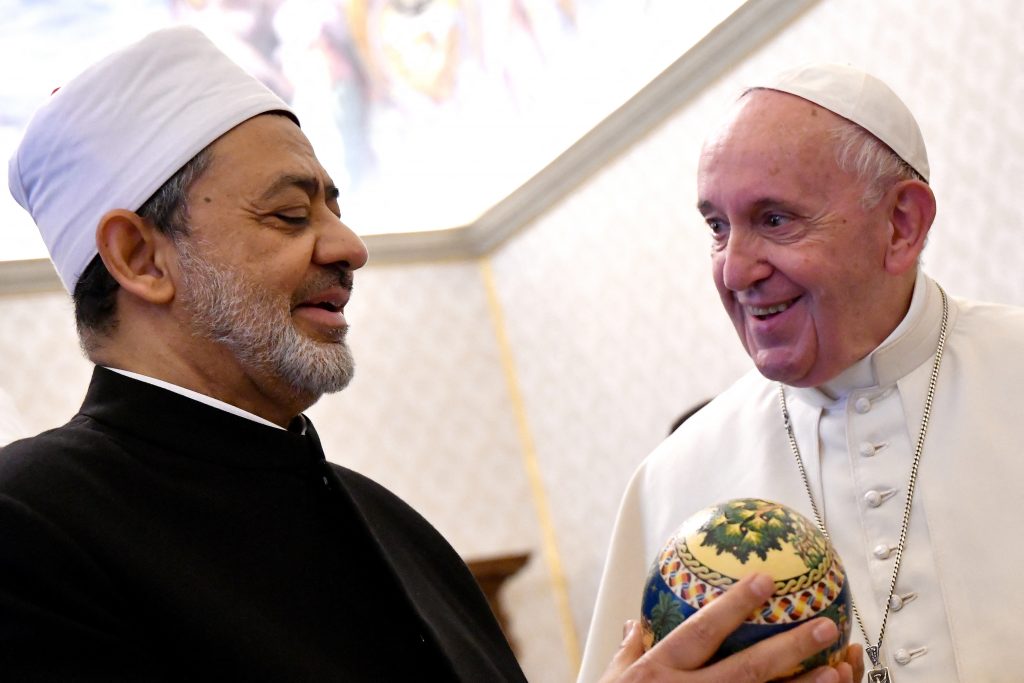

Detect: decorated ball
[640,498,851,676]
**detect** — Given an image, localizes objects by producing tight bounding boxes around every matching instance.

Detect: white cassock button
[874,543,894,559]
[859,442,877,457]
[855,397,872,414]
[864,489,897,508]
[894,646,928,665]
[890,592,918,611]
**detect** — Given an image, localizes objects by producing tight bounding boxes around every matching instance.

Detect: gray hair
[73,147,213,349]
[740,87,926,208]
[136,147,213,241]
[830,117,926,208]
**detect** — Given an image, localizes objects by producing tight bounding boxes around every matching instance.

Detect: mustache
[292,267,354,304]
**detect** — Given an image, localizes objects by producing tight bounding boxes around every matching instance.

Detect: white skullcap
[751,63,929,182]
[8,25,297,293]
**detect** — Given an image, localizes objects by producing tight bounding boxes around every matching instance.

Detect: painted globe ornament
[641,498,851,676]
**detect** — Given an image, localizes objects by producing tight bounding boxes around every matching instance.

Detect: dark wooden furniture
[466,552,531,654]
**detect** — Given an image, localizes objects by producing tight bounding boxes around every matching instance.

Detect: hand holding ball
[641,498,851,677]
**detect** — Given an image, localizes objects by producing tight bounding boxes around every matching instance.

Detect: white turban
[751,63,929,182]
[8,25,297,293]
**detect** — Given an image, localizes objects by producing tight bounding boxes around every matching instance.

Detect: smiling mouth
[292,293,349,336]
[300,301,342,313]
[748,297,800,321]
[294,287,349,315]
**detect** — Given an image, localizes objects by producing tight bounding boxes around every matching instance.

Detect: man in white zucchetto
[579,64,1024,683]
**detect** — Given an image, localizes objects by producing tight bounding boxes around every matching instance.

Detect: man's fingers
[635,573,844,682]
[596,620,645,683]
[845,644,864,682]
[785,665,841,683]
[647,572,775,670]
[706,617,840,683]
[791,644,860,683]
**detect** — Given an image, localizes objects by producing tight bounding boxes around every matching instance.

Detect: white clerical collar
[104,367,286,430]
[795,270,949,404]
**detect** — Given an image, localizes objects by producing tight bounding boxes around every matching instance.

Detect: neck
[814,270,920,393]
[89,316,316,429]
[794,271,943,403]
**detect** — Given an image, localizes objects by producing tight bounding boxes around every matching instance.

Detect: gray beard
[175,239,355,398]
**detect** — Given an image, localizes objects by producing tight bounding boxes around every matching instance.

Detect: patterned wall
[0,1,1021,681]
[306,260,572,681]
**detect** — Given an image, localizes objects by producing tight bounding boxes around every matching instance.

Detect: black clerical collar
[104,366,306,434]
[81,367,324,470]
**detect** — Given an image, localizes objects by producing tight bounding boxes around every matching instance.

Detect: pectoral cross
[868,669,891,683]
[866,646,892,683]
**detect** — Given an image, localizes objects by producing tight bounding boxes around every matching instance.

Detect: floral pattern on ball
[641,498,851,677]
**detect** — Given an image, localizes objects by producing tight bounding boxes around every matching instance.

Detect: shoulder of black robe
[325,460,528,682]
[0,366,526,682]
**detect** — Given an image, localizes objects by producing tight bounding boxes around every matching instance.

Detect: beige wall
[1,1,1021,680]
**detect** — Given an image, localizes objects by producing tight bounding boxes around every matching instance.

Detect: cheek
[710,254,727,290]
[803,283,859,349]
[248,240,317,283]
[711,262,734,310]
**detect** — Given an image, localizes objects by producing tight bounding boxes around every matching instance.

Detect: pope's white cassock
[578,272,1024,683]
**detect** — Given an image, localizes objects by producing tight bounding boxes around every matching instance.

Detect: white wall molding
[0,0,816,293]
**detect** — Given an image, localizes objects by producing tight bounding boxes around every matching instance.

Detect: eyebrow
[259,174,339,202]
[697,199,715,216]
[696,197,792,216]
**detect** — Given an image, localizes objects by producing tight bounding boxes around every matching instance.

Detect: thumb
[597,620,645,683]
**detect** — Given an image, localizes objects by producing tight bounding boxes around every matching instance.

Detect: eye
[275,213,309,226]
[326,188,342,218]
[706,218,729,240]
[704,218,729,252]
[765,213,789,228]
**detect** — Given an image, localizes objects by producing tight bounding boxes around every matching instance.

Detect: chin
[752,356,814,387]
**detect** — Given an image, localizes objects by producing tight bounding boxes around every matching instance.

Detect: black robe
[0,367,527,682]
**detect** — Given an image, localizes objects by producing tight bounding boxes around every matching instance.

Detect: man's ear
[95,209,176,304]
[883,179,936,276]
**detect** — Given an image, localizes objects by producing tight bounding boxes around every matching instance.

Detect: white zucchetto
[752,63,929,182]
[8,25,296,293]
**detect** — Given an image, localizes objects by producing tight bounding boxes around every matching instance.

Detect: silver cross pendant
[868,668,892,683]
[866,646,892,683]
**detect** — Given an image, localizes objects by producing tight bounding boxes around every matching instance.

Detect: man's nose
[720,231,771,292]
[316,215,369,271]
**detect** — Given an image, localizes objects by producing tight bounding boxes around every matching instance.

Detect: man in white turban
[579,64,1024,683]
[0,26,529,680]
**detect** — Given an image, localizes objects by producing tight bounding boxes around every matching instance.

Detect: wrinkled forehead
[704,90,845,155]
[199,114,332,193]
[696,91,859,208]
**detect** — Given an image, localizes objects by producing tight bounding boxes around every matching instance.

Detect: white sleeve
[576,463,653,683]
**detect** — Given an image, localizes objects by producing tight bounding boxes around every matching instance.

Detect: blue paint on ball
[639,498,852,676]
